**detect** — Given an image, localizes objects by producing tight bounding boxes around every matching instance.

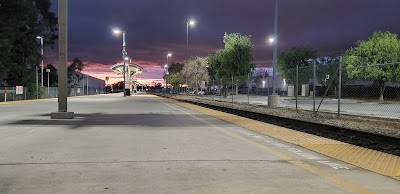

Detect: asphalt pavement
[0,93,399,193]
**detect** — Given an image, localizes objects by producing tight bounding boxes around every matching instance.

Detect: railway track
[158,94,400,156]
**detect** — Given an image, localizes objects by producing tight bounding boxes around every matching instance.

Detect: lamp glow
[113,29,121,34]
[269,37,275,44]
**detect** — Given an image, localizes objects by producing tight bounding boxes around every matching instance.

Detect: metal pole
[123,31,126,97]
[41,38,44,87]
[87,76,89,95]
[247,73,250,104]
[272,0,279,95]
[47,71,50,98]
[220,78,222,101]
[186,23,189,58]
[268,75,270,95]
[212,79,215,101]
[231,76,234,104]
[83,76,85,95]
[313,60,317,113]
[58,0,68,112]
[296,64,299,110]
[36,66,38,99]
[338,56,343,115]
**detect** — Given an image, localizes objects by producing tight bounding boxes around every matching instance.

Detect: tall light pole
[51,0,73,119]
[186,20,196,58]
[166,53,172,67]
[164,64,168,88]
[272,0,279,95]
[113,29,129,97]
[36,36,44,87]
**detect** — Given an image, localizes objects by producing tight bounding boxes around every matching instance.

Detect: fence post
[231,76,234,104]
[338,56,343,116]
[36,66,39,99]
[247,73,250,104]
[12,87,15,101]
[212,79,215,101]
[296,64,299,110]
[24,87,27,100]
[267,75,270,96]
[313,60,317,113]
[220,78,222,101]
[4,87,6,102]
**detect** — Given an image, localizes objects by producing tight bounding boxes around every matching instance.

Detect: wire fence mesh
[0,86,106,102]
[340,63,400,119]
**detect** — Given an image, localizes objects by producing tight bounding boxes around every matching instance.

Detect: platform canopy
[110,63,143,77]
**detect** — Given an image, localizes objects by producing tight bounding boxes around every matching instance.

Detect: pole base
[268,95,280,108]
[51,112,74,119]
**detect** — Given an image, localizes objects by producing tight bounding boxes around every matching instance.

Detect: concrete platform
[0,93,399,193]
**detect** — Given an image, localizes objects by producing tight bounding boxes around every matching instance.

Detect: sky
[46,0,400,85]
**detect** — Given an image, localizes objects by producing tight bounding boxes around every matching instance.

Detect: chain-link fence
[0,86,106,102]
[340,63,400,119]
[161,60,400,119]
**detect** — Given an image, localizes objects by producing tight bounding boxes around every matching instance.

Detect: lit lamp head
[167,53,172,57]
[113,29,121,35]
[164,64,168,68]
[268,37,275,44]
[46,69,50,73]
[36,36,42,39]
[189,20,196,26]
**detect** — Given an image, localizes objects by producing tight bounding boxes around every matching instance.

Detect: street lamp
[164,64,168,88]
[46,69,50,97]
[186,20,196,91]
[36,36,44,87]
[113,28,128,96]
[186,20,196,57]
[268,37,275,44]
[166,53,172,66]
[271,0,279,95]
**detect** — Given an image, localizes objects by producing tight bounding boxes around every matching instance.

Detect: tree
[182,57,210,91]
[112,81,124,92]
[164,73,182,92]
[209,33,255,96]
[0,0,57,90]
[168,63,184,74]
[67,58,85,88]
[344,31,400,101]
[277,46,318,85]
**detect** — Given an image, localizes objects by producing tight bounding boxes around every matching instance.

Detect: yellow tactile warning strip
[164,97,400,180]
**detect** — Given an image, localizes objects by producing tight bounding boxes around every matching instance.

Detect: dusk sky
[46,0,400,84]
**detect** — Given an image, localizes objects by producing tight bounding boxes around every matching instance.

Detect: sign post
[4,87,6,102]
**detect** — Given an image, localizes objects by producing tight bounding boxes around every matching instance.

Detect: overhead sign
[16,86,23,95]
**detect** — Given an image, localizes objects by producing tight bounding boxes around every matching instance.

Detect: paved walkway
[0,93,399,193]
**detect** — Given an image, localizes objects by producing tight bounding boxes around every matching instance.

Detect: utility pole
[51,0,74,119]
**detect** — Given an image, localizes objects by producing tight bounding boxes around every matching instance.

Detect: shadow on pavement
[7,113,214,129]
